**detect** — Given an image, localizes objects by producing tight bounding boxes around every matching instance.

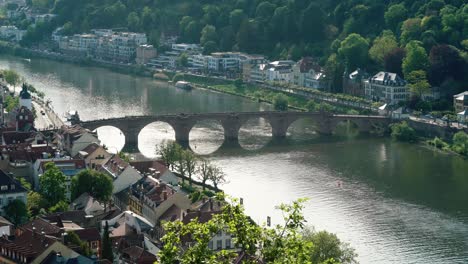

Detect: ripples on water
[1,56,468,264]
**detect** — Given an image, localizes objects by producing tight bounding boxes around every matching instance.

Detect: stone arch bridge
[78,112,391,149]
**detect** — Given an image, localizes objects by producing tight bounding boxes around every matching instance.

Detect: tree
[197,159,212,190]
[39,163,66,206]
[4,199,29,225]
[176,53,189,67]
[200,25,217,46]
[156,198,328,263]
[49,200,69,213]
[156,141,184,170]
[400,18,422,45]
[67,231,91,257]
[3,70,21,92]
[183,150,198,185]
[300,3,326,42]
[384,4,407,32]
[306,100,317,112]
[70,169,113,202]
[209,166,226,190]
[27,191,49,217]
[384,48,406,76]
[390,121,417,142]
[202,40,217,55]
[402,41,429,79]
[407,70,431,98]
[303,228,357,264]
[126,12,140,32]
[428,45,466,86]
[102,221,113,262]
[273,94,288,111]
[338,33,369,70]
[369,31,398,66]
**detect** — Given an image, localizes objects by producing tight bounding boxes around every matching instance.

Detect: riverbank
[0,41,154,77]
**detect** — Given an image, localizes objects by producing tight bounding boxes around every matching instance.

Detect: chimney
[162,191,167,200]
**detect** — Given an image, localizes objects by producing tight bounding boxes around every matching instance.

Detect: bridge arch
[189,119,225,154]
[286,117,322,141]
[92,126,126,153]
[139,121,177,156]
[238,117,273,150]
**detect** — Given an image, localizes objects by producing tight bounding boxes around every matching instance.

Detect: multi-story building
[453,91,468,113]
[242,55,266,82]
[0,169,27,216]
[0,25,26,42]
[292,57,331,90]
[171,43,201,54]
[188,54,208,70]
[364,72,410,105]
[136,44,157,65]
[342,68,369,97]
[264,61,295,84]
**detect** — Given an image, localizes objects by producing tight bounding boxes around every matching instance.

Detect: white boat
[175,81,193,90]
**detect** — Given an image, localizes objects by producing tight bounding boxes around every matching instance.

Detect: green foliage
[407,70,431,97]
[27,191,49,217]
[4,199,29,225]
[4,94,19,112]
[451,132,468,156]
[390,121,417,142]
[302,228,358,264]
[338,33,369,70]
[156,197,333,264]
[67,231,92,257]
[102,221,113,262]
[39,162,66,206]
[273,94,289,111]
[428,137,449,149]
[49,200,69,213]
[306,100,317,112]
[176,53,189,67]
[70,169,113,202]
[2,69,21,88]
[403,41,429,78]
[369,31,398,66]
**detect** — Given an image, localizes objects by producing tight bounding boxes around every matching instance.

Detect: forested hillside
[28,0,468,96]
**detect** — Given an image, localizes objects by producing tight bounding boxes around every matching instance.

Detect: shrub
[390,121,417,142]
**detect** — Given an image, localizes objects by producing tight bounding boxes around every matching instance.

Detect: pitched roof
[20,218,62,236]
[121,246,157,264]
[0,229,58,261]
[73,228,101,242]
[369,71,406,86]
[2,131,34,145]
[102,154,129,177]
[0,216,12,227]
[0,169,28,194]
[76,143,101,157]
[129,160,168,175]
[42,210,87,227]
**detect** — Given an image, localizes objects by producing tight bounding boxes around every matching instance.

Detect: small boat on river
[175,81,193,90]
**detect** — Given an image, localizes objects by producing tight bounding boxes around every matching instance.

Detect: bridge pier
[269,116,297,140]
[171,119,196,149]
[123,128,140,151]
[221,117,244,145]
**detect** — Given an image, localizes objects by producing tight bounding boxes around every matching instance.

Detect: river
[1,55,467,264]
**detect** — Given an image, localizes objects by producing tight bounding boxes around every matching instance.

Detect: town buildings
[342,69,369,97]
[0,26,26,42]
[0,169,27,215]
[292,58,331,90]
[454,91,468,113]
[136,44,157,65]
[364,71,410,105]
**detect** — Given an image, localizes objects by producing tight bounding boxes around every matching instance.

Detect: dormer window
[0,185,7,191]
[10,185,15,190]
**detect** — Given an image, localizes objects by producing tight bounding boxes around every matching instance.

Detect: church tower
[19,83,32,111]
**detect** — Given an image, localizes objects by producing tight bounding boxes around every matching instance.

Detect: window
[216,240,222,250]
[10,185,15,190]
[208,241,213,250]
[225,239,231,249]
[91,241,98,249]
[0,185,7,191]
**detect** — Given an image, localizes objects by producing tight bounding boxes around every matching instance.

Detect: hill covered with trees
[25,0,468,98]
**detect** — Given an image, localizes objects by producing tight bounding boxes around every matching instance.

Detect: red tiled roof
[102,155,129,176]
[129,160,168,175]
[19,218,61,237]
[39,159,86,171]
[0,229,58,261]
[121,246,157,264]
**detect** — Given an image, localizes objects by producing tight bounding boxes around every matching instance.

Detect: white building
[0,26,26,42]
[365,72,410,105]
[0,170,27,216]
[292,58,330,90]
[171,43,201,54]
[265,61,295,84]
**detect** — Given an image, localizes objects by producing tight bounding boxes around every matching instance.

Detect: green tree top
[39,163,67,206]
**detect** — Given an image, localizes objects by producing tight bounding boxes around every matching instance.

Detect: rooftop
[0,169,28,194]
